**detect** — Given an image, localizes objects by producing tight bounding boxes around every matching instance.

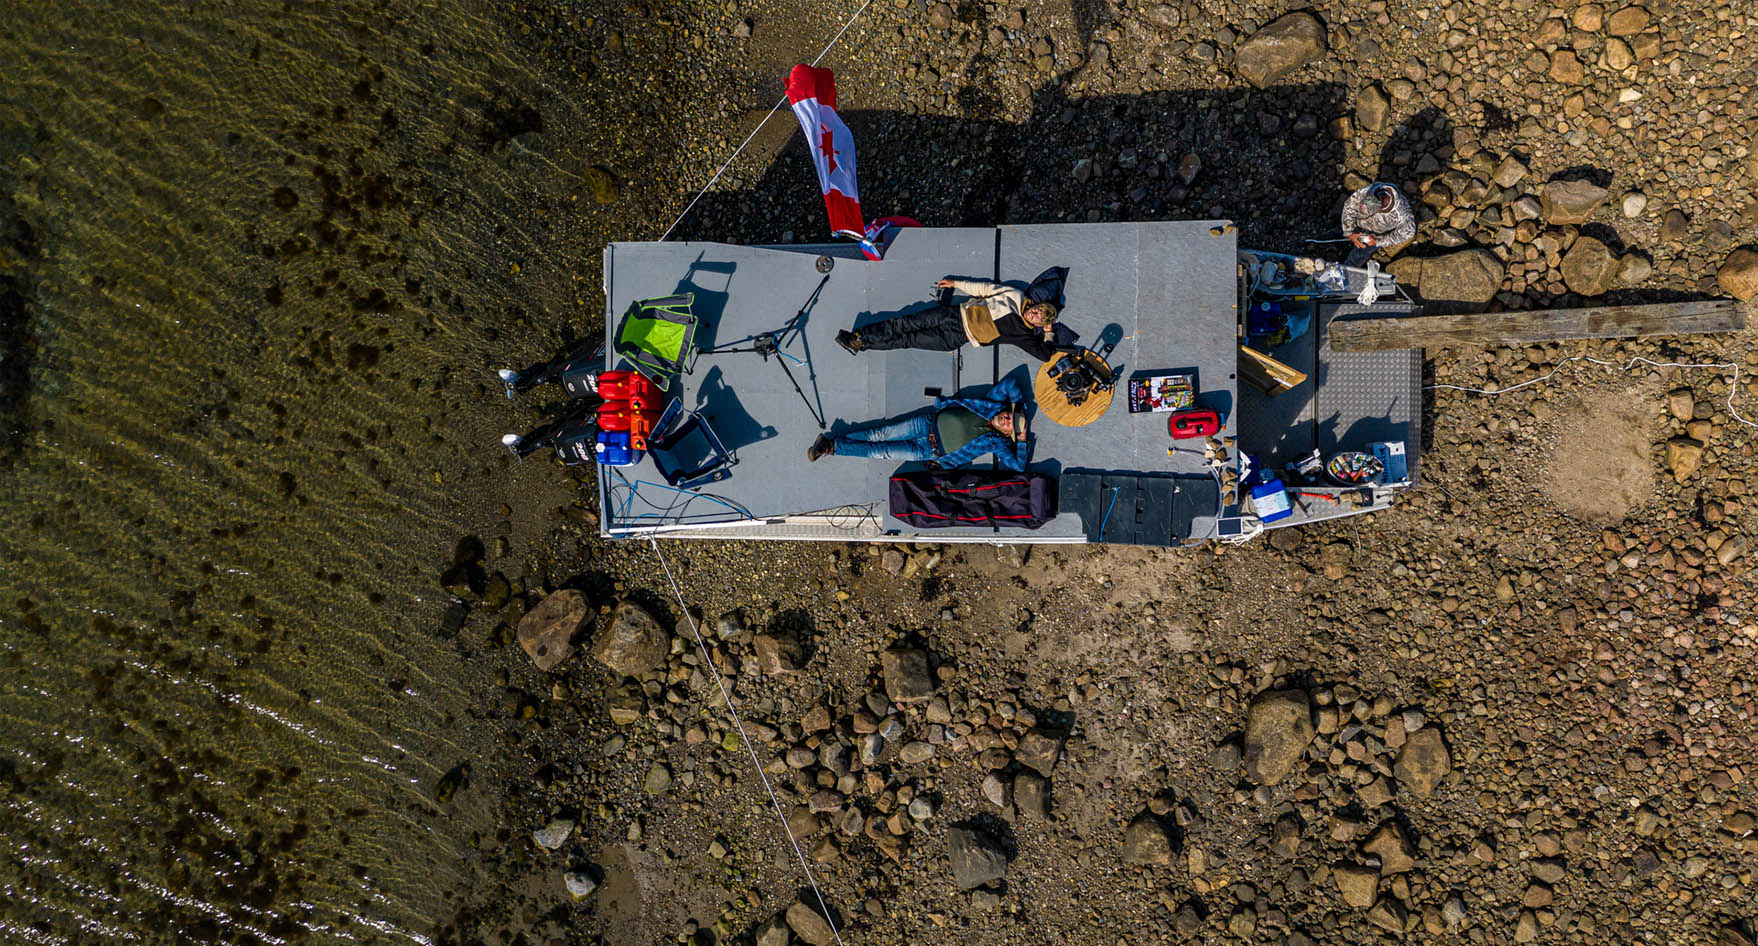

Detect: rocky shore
[438,1,1758,944]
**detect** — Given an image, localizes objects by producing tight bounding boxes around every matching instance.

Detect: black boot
[807,435,834,462]
[835,330,864,354]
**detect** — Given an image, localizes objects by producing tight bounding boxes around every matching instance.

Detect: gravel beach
[6,0,1755,943]
[453,2,1758,945]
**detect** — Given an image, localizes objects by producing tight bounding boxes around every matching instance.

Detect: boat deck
[598,223,1420,544]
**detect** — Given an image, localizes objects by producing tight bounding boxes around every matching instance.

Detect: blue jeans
[831,413,938,461]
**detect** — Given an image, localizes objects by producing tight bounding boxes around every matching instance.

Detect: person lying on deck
[835,275,1064,361]
[806,376,1033,471]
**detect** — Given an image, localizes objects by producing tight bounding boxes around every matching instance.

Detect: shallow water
[0,1,669,941]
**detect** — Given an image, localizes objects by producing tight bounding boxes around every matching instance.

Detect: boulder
[1122,814,1175,865]
[1394,726,1452,797]
[1367,897,1408,932]
[1663,208,1690,241]
[1619,253,1653,285]
[1718,249,1758,301]
[1418,249,1503,304]
[1013,728,1066,777]
[592,600,669,677]
[1548,49,1584,84]
[532,819,573,851]
[1243,689,1315,785]
[582,165,619,204]
[899,741,935,764]
[643,762,672,794]
[1561,236,1620,296]
[1233,13,1328,89]
[1014,772,1050,819]
[1271,813,1303,857]
[947,826,1008,889]
[1363,823,1417,874]
[1356,83,1389,132]
[564,871,597,900]
[786,900,837,946]
[755,916,790,946]
[1667,437,1705,481]
[516,589,588,671]
[1607,5,1651,35]
[1141,3,1181,31]
[881,647,935,703]
[1493,156,1528,188]
[752,632,802,674]
[1541,179,1609,224]
[1333,862,1378,908]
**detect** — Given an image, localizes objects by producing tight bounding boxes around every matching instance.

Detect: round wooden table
[1034,354,1115,427]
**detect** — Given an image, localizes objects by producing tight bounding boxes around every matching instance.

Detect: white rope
[647,539,846,946]
[657,0,880,242]
[1425,354,1758,430]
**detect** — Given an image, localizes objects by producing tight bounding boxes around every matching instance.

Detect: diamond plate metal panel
[1317,303,1422,483]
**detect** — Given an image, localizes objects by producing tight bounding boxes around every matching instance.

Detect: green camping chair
[614,293,698,391]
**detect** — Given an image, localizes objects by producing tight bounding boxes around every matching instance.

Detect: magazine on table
[1127,373,1195,413]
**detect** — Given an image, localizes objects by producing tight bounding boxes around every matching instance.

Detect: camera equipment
[697,272,831,428]
[1048,341,1120,407]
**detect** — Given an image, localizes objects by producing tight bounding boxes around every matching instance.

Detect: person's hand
[935,278,954,289]
[1349,233,1377,248]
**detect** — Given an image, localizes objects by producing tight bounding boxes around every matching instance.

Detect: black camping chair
[647,399,735,489]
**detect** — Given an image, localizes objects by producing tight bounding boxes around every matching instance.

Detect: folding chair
[614,293,698,391]
[646,399,735,490]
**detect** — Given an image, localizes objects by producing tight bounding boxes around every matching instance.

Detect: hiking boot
[806,435,834,462]
[835,330,864,354]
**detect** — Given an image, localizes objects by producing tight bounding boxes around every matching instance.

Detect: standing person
[1341,182,1416,266]
[835,275,1064,361]
[807,376,1033,471]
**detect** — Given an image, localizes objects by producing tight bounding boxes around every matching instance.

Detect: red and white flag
[786,64,865,240]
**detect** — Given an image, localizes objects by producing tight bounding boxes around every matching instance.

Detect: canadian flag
[786,64,865,240]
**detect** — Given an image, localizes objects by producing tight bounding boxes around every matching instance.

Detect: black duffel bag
[888,469,1058,530]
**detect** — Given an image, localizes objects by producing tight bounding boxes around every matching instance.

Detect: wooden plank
[1238,344,1308,395]
[1327,300,1748,352]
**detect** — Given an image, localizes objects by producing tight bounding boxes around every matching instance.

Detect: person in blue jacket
[807,376,1033,471]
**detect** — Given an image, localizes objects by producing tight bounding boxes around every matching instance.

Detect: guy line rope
[650,539,847,946]
[658,0,878,242]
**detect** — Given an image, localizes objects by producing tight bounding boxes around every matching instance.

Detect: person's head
[1022,301,1059,330]
[989,409,1020,438]
[1371,183,1398,212]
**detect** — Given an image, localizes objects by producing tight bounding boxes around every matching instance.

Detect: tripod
[697,273,830,429]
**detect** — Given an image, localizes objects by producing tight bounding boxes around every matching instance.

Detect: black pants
[856,304,967,352]
[510,340,596,393]
[512,400,596,457]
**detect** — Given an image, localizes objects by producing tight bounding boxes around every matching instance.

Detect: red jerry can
[596,369,662,404]
[1168,408,1220,439]
[596,400,663,450]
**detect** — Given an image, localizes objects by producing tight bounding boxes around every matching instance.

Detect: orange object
[597,401,663,450]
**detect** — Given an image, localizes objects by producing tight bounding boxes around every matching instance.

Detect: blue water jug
[1251,475,1294,523]
[595,430,644,467]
